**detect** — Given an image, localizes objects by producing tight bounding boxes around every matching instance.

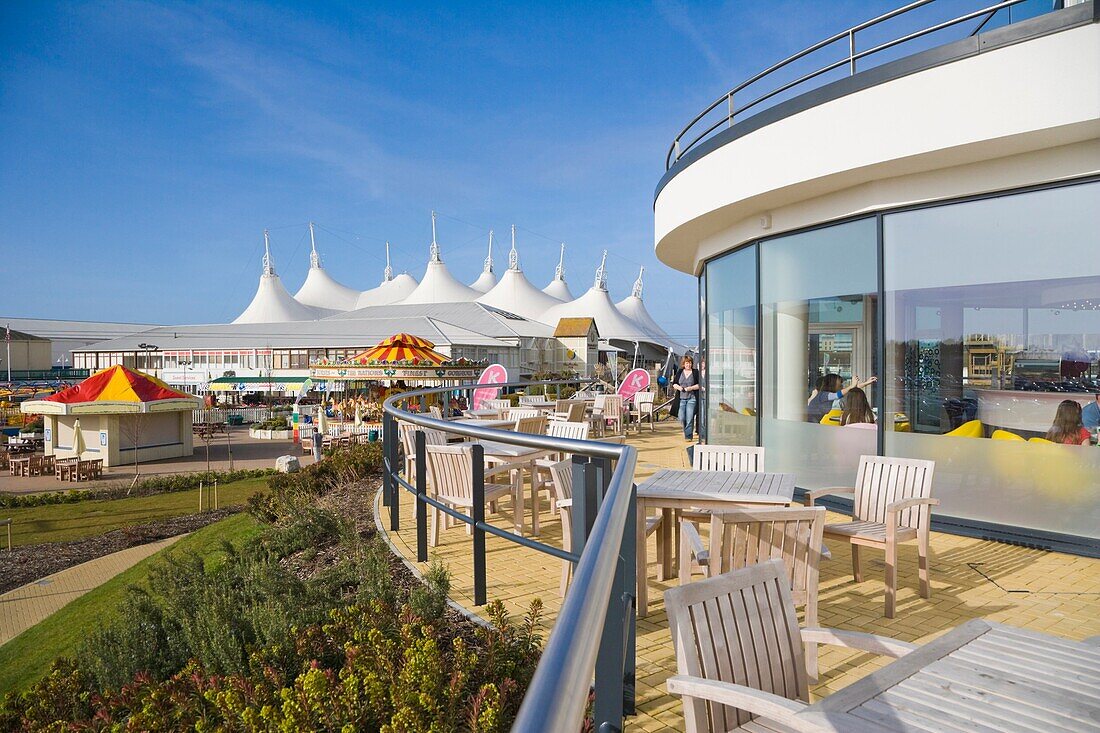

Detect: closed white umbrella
[354,403,363,427]
[317,408,329,436]
[72,418,86,458]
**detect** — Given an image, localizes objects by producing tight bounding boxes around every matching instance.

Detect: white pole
[5,323,10,383]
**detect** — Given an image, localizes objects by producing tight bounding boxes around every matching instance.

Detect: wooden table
[805,619,1100,732]
[464,409,501,419]
[474,440,555,537]
[450,418,514,429]
[56,457,80,481]
[635,468,796,617]
[8,456,30,477]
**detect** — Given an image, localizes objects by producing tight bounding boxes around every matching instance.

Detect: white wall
[655,23,1100,274]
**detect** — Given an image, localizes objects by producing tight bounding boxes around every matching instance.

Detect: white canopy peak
[594,250,608,290]
[308,221,321,269]
[554,242,566,281]
[429,210,441,262]
[262,229,276,276]
[483,230,494,274]
[508,224,520,271]
[383,241,393,282]
[632,265,645,299]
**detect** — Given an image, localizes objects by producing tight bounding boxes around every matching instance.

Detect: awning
[208,376,313,393]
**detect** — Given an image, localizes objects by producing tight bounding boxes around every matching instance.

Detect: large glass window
[884,182,1100,539]
[760,218,879,488]
[705,245,757,446]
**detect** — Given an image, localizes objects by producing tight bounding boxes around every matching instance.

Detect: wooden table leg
[660,507,674,581]
[636,499,649,618]
[528,460,539,537]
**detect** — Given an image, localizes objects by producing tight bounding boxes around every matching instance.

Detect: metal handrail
[666,0,1032,169]
[381,378,639,732]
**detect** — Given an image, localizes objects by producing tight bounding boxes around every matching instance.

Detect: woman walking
[672,355,701,440]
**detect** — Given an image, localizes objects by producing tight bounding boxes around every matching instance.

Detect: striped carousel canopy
[20,365,201,415]
[351,332,449,365]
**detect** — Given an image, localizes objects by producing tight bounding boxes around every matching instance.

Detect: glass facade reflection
[701,179,1100,548]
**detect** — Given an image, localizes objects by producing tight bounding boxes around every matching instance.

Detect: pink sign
[472,363,508,410]
[617,368,651,402]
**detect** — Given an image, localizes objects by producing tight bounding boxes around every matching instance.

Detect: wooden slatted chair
[550,400,586,423]
[518,395,543,405]
[424,443,522,547]
[685,506,827,680]
[485,399,512,419]
[680,445,767,580]
[533,421,590,516]
[428,405,444,420]
[634,391,656,432]
[514,415,548,436]
[807,455,937,618]
[397,422,448,484]
[588,395,607,437]
[507,408,540,423]
[548,459,664,596]
[665,558,917,733]
[601,394,624,435]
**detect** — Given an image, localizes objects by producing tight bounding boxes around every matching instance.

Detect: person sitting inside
[1083,393,1100,431]
[840,387,876,429]
[807,373,877,423]
[1045,400,1091,445]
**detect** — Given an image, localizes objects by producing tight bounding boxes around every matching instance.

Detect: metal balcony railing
[382,379,639,732]
[666,0,1051,170]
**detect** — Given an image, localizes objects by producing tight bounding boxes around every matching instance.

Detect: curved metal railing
[381,378,639,732]
[666,0,1039,169]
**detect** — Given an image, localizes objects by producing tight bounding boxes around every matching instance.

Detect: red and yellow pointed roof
[350,332,449,365]
[21,365,201,415]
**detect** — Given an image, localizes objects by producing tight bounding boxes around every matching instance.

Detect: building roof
[400,216,482,304]
[553,318,597,338]
[233,236,320,324]
[1,317,158,340]
[614,267,687,353]
[356,273,419,308]
[476,229,562,322]
[539,252,660,346]
[469,231,498,293]
[325,301,554,339]
[542,243,576,301]
[291,225,363,311]
[1,328,48,342]
[21,365,200,414]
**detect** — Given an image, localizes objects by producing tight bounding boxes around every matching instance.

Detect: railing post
[415,429,428,562]
[472,443,487,606]
[849,29,856,75]
[592,456,628,732]
[727,91,733,128]
[382,412,395,508]
[571,455,598,555]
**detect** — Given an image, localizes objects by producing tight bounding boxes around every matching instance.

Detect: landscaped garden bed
[0,443,543,731]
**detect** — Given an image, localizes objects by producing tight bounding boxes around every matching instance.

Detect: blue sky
[1,0,915,341]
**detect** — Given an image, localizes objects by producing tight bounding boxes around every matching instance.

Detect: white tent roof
[542,243,575,301]
[292,223,362,311]
[400,214,481,304]
[615,267,687,353]
[469,231,498,293]
[539,251,657,344]
[355,243,418,308]
[233,233,320,324]
[476,227,561,321]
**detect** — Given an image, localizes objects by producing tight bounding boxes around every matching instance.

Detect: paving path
[0,536,182,645]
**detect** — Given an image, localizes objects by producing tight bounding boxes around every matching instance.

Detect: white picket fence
[192,407,283,424]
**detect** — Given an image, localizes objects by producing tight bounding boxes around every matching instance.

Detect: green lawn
[1,476,270,547]
[0,513,264,694]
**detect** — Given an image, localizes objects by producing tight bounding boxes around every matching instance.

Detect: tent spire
[483,230,495,274]
[594,250,608,290]
[262,229,276,276]
[383,241,393,282]
[429,210,441,262]
[555,243,566,281]
[632,265,645,299]
[308,222,321,268]
[508,224,520,271]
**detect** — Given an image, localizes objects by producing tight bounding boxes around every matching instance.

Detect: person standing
[1083,393,1100,431]
[672,355,701,440]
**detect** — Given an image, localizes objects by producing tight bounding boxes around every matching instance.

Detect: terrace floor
[382,419,1100,732]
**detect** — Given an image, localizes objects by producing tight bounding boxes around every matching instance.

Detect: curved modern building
[655,1,1100,554]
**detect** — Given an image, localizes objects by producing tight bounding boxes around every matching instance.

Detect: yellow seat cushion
[945,419,983,438]
[991,429,1025,441]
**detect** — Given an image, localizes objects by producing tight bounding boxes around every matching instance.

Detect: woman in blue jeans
[673,355,701,440]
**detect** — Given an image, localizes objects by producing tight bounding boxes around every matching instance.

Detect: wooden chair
[807,455,937,617]
[680,506,827,679]
[665,558,917,733]
[424,443,522,547]
[518,395,544,405]
[692,444,764,471]
[548,459,664,596]
[428,405,444,420]
[601,395,624,435]
[550,400,586,423]
[634,391,656,432]
[514,415,547,436]
[507,408,540,423]
[588,395,607,437]
[485,399,512,418]
[398,422,448,486]
[533,421,590,515]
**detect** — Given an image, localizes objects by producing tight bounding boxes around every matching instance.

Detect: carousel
[308,333,485,422]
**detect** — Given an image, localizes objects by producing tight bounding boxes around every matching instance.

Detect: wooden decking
[382,420,1100,732]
